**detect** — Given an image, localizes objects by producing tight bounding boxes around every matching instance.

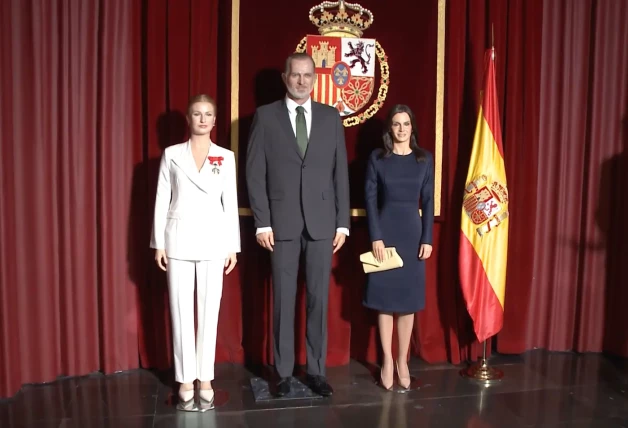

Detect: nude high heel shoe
[379,362,393,391]
[395,361,411,390]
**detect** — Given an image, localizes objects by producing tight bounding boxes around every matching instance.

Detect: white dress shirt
[256,96,349,237]
[286,96,313,138]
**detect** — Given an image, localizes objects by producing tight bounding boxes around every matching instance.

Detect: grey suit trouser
[271,229,333,378]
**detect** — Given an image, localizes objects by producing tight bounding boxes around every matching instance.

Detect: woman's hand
[372,240,386,263]
[418,244,433,260]
[225,253,237,275]
[155,249,168,271]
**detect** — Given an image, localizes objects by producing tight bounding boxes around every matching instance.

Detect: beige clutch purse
[359,247,404,273]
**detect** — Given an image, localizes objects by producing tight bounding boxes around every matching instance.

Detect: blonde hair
[187,94,217,116]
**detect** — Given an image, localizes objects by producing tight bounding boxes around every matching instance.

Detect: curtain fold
[0,0,141,398]
[498,0,628,355]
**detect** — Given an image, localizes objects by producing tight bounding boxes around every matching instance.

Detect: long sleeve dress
[363,149,435,313]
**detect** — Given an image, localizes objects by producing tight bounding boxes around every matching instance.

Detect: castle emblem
[296,1,390,127]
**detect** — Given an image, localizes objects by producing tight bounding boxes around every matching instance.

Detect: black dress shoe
[275,377,291,397]
[306,374,333,397]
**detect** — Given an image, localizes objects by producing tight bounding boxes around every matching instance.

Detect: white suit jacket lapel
[171,141,210,193]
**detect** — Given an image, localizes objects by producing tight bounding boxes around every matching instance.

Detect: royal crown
[309,1,374,38]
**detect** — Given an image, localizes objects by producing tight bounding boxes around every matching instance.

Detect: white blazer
[150,141,241,261]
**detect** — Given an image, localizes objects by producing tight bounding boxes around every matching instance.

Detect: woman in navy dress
[363,104,434,390]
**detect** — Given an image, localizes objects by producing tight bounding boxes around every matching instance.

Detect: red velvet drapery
[0,0,142,399]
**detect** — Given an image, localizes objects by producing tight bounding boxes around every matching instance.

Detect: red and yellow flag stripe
[459,48,509,343]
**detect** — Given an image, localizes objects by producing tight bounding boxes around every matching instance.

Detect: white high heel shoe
[176,388,197,412]
[198,389,215,411]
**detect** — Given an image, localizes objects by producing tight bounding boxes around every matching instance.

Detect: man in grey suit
[246,52,350,397]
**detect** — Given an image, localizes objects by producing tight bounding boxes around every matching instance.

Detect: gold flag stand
[460,340,503,385]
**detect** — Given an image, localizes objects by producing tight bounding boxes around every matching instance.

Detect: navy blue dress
[363,149,435,313]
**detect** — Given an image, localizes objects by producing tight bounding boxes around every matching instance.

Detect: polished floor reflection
[1,350,627,427]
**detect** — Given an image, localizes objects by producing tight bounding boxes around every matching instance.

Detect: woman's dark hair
[379,104,427,162]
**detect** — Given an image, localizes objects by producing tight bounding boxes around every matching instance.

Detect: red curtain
[0,0,141,398]
[497,0,628,355]
[445,0,628,358]
[2,0,627,400]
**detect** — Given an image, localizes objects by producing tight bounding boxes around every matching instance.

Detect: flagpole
[491,23,494,48]
[461,338,504,385]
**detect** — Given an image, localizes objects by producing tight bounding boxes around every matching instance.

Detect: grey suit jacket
[246,99,350,241]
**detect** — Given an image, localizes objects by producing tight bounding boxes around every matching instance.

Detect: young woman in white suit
[150,94,240,411]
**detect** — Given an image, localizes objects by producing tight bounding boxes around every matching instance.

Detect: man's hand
[332,232,346,254]
[256,231,274,251]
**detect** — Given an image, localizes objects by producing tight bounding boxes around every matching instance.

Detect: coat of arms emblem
[463,175,509,237]
[296,1,389,127]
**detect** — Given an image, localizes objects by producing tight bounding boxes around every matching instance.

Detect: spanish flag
[459,48,509,343]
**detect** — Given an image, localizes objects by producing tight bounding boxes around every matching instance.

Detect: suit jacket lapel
[171,141,210,193]
[276,100,304,159]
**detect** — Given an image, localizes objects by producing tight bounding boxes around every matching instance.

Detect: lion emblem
[345,40,374,74]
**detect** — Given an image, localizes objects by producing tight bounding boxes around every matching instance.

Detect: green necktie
[295,106,308,156]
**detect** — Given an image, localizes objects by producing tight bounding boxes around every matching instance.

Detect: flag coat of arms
[459,48,509,343]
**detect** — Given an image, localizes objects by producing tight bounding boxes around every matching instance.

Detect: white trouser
[167,258,224,383]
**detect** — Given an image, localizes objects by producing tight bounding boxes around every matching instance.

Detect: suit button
[302,165,306,169]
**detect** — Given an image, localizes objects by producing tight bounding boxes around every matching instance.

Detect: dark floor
[1,350,628,427]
